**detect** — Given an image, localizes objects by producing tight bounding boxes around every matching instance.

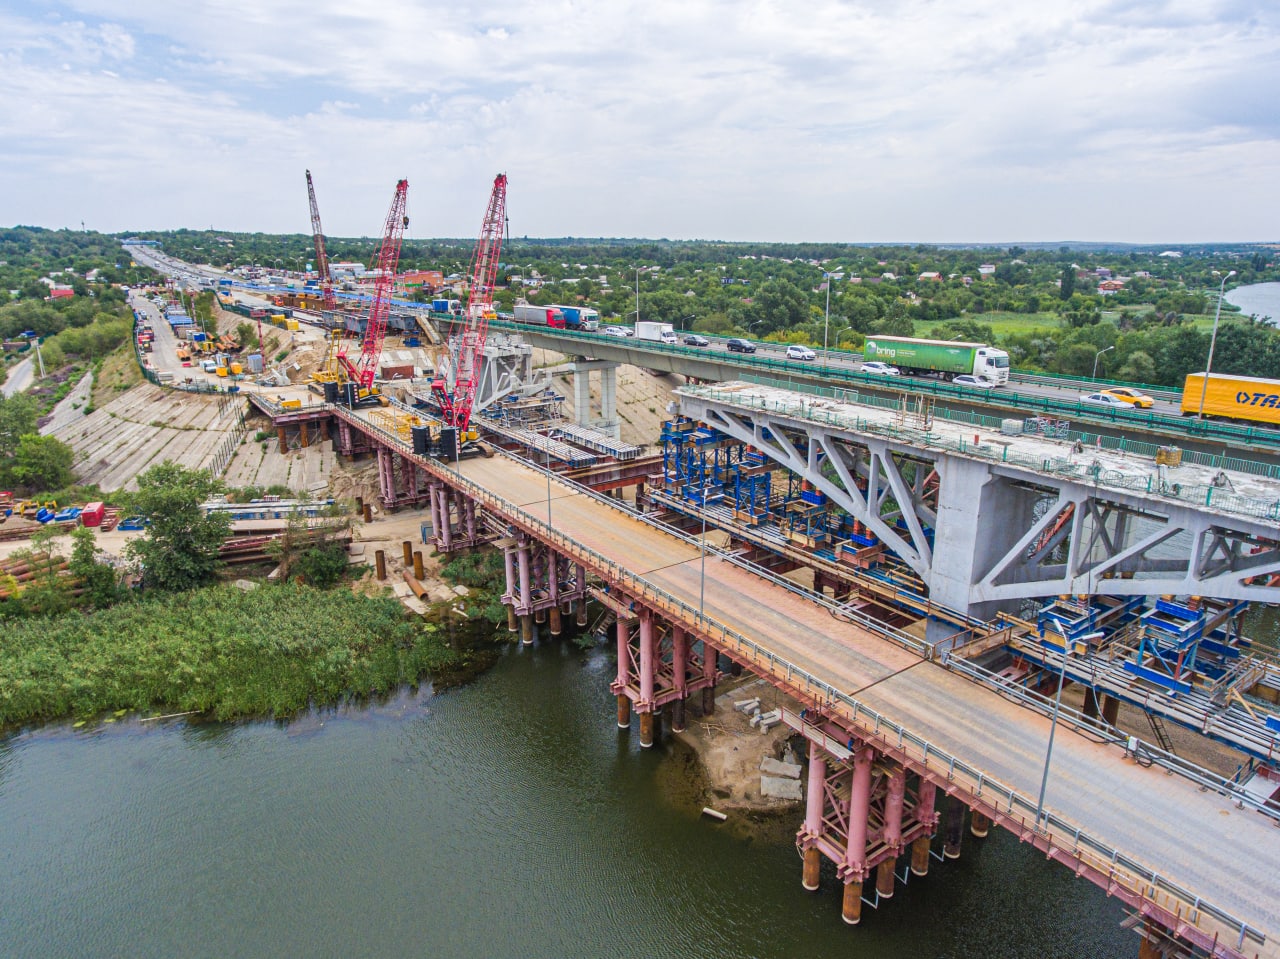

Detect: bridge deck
[355,410,1280,954]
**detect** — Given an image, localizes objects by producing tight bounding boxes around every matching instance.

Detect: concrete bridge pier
[570,359,621,439]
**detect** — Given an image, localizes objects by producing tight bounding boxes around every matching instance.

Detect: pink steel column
[517,542,533,645]
[614,619,631,729]
[802,740,826,891]
[877,767,907,899]
[428,485,442,545]
[574,563,589,626]
[845,746,873,875]
[638,611,656,748]
[440,489,453,552]
[911,778,937,876]
[502,546,518,633]
[376,447,393,505]
[701,641,717,713]
[671,626,688,733]
[842,745,874,926]
[465,499,476,542]
[548,554,562,635]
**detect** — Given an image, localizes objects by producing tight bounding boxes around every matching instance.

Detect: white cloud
[1,1,1277,240]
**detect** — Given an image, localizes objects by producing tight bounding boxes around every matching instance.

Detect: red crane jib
[340,179,409,392]
[443,172,507,432]
[305,170,337,312]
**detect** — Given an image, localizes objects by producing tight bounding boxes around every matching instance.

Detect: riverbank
[0,582,472,729]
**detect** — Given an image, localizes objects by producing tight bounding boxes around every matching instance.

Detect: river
[2,641,1130,959]
[1225,281,1280,326]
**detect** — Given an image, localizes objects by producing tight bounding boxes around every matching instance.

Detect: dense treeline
[17,225,1278,388]
[0,226,157,298]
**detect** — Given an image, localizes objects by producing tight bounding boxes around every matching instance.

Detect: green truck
[862,336,1010,385]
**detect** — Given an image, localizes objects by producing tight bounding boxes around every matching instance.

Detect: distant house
[1098,279,1125,295]
[918,271,942,282]
[1159,251,1183,258]
[881,272,897,281]
[961,276,974,286]
[48,287,74,299]
[399,269,443,291]
[1095,267,1113,278]
[978,264,996,275]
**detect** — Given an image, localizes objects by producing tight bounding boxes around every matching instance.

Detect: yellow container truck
[1181,372,1280,426]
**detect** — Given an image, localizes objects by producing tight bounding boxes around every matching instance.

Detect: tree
[1059,267,1076,301]
[870,300,915,337]
[1115,350,1156,384]
[754,279,810,334]
[69,526,122,609]
[0,394,38,460]
[124,462,231,591]
[8,435,75,491]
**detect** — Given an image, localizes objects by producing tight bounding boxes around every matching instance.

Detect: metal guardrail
[337,403,1265,955]
[684,383,1280,525]
[484,319,1280,452]
[1010,369,1182,403]
[941,652,1280,823]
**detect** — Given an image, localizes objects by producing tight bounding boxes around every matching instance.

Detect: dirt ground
[674,674,806,815]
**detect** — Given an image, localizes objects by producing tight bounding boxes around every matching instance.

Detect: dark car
[725,337,756,354]
[683,334,710,347]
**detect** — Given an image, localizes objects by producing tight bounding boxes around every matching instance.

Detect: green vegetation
[123,462,231,591]
[439,549,508,625]
[137,228,1277,388]
[0,393,77,493]
[0,583,462,726]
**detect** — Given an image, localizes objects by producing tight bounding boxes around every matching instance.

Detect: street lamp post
[1091,345,1114,380]
[823,274,832,367]
[699,481,709,621]
[1035,627,1102,825]
[1198,270,1237,419]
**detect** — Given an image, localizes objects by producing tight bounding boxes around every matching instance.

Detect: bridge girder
[680,394,1280,615]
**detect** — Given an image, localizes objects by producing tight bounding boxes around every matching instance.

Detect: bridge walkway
[345,408,1280,956]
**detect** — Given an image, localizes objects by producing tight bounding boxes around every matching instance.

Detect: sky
[1,1,1277,243]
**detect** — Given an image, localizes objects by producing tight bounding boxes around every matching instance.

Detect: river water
[3,641,1129,959]
[1225,281,1280,325]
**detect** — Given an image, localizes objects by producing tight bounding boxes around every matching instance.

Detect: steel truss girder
[683,396,1280,607]
[973,478,1280,604]
[698,406,934,577]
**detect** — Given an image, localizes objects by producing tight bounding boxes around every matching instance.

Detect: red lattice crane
[433,173,507,436]
[305,170,337,312]
[337,178,409,396]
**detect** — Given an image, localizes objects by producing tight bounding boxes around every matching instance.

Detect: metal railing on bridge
[342,404,1266,957]
[485,319,1280,452]
[684,382,1280,525]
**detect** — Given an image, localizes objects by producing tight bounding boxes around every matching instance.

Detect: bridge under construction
[243,381,1280,959]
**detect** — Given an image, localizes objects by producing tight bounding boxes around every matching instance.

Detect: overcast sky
[1,1,1277,243]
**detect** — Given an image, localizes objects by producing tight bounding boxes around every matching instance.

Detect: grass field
[91,341,144,409]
